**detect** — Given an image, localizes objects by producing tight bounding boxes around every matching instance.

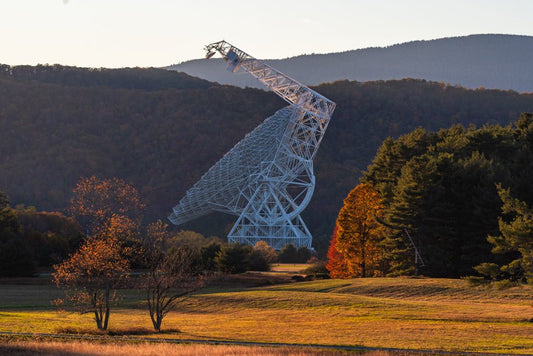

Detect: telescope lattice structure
[168,41,336,249]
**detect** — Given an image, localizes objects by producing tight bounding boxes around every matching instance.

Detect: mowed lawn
[0,277,532,354]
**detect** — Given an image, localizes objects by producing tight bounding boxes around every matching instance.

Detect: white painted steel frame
[168,41,335,249]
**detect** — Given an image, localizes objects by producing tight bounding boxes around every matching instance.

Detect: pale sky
[2,0,533,68]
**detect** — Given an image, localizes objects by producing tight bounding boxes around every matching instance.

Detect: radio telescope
[169,41,336,249]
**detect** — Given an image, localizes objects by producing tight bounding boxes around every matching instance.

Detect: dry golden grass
[0,277,532,354]
[0,339,414,356]
[270,264,310,273]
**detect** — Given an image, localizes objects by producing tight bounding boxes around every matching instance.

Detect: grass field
[0,338,411,356]
[270,264,310,273]
[0,276,532,354]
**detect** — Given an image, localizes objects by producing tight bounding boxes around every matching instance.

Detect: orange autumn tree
[328,183,385,278]
[53,235,129,331]
[70,176,145,235]
[53,176,143,331]
[326,226,350,278]
[93,213,139,244]
[70,176,143,270]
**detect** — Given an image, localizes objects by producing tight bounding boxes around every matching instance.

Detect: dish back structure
[168,41,336,249]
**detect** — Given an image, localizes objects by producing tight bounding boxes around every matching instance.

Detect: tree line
[0,192,83,277]
[327,113,533,282]
[0,180,314,278]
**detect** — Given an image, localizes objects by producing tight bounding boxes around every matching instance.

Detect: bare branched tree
[143,220,206,332]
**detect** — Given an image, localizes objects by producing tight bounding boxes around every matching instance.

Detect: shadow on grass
[55,326,181,336]
[0,344,78,356]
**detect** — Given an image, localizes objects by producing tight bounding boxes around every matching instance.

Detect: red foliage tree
[326,226,351,278]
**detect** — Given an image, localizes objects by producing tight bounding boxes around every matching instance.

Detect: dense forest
[362,114,533,278]
[0,191,84,276]
[170,34,533,93]
[2,64,533,254]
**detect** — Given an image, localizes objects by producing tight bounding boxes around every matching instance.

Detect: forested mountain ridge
[2,65,533,253]
[0,64,214,91]
[0,64,282,227]
[169,34,533,93]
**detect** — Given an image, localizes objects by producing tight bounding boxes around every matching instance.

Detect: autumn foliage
[326,226,350,279]
[327,183,385,278]
[52,236,129,331]
[70,176,145,233]
[53,176,144,331]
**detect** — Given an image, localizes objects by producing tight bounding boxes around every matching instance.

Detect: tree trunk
[95,309,103,330]
[102,285,110,331]
[103,307,110,331]
[93,291,104,330]
[361,242,366,278]
[154,294,162,332]
[154,314,162,332]
[148,287,163,332]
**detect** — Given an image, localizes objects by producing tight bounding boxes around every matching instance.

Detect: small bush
[201,242,222,271]
[494,279,519,290]
[474,263,503,280]
[248,250,270,271]
[215,243,253,274]
[253,241,278,263]
[296,246,313,263]
[279,245,316,263]
[463,276,488,286]
[301,261,330,279]
[278,244,298,263]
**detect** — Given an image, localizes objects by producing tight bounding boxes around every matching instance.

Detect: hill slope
[1,65,533,252]
[168,34,533,93]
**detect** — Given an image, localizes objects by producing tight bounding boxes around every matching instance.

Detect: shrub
[278,244,298,263]
[279,244,315,263]
[253,241,278,263]
[300,261,330,279]
[201,242,222,271]
[248,250,270,271]
[296,246,313,263]
[215,243,253,274]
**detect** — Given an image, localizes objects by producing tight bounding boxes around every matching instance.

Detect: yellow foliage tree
[70,176,145,235]
[52,236,129,331]
[52,177,143,331]
[332,183,385,278]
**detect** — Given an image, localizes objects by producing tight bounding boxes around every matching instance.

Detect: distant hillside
[168,34,533,93]
[0,64,213,91]
[1,65,533,253]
